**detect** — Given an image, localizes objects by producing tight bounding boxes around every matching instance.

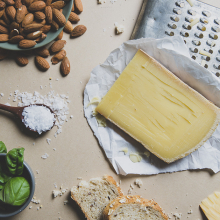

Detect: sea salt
[22,105,55,134]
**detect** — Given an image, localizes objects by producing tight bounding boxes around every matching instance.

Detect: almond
[22,12,33,27]
[68,12,79,23]
[34,32,46,42]
[0,19,8,27]
[50,39,66,53]
[35,55,50,71]
[0,48,9,60]
[40,24,50,33]
[51,20,58,31]
[70,24,86,38]
[52,8,66,27]
[23,0,33,7]
[51,1,65,9]
[6,5,16,20]
[16,5,27,23]
[74,0,83,13]
[45,0,52,6]
[0,1,6,10]
[45,6,52,24]
[63,20,72,33]
[9,28,18,38]
[23,23,43,33]
[0,24,8,33]
[18,39,36,48]
[8,34,23,43]
[0,9,5,18]
[14,0,22,9]
[55,29,62,40]
[60,56,70,76]
[35,46,49,57]
[51,49,66,64]
[34,11,45,20]
[4,0,15,6]
[0,33,8,41]
[26,30,42,39]
[2,11,10,24]
[15,54,28,66]
[9,20,19,30]
[29,1,46,12]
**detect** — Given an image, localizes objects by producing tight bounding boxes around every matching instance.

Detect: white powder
[22,105,55,134]
[14,91,69,137]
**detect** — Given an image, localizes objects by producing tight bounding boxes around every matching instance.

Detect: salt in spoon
[0,103,55,133]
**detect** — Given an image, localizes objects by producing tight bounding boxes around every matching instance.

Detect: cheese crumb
[41,153,49,159]
[46,138,51,145]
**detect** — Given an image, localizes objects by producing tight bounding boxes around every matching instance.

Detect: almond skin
[45,6,52,24]
[45,0,52,6]
[50,39,66,53]
[18,39,36,48]
[29,1,46,12]
[51,1,65,9]
[14,0,22,9]
[23,23,43,33]
[0,2,6,10]
[6,5,16,20]
[9,21,19,30]
[16,5,27,23]
[4,0,15,6]
[2,11,10,24]
[0,19,8,27]
[0,33,9,41]
[70,25,86,38]
[22,12,34,27]
[34,11,45,20]
[15,54,28,66]
[55,29,62,40]
[34,32,46,42]
[35,55,50,71]
[51,20,59,31]
[74,0,83,13]
[51,49,66,64]
[40,24,50,33]
[0,24,8,34]
[26,30,42,39]
[0,9,5,19]
[63,20,72,33]
[52,8,66,27]
[60,56,70,76]
[35,46,50,57]
[9,28,19,38]
[68,12,79,23]
[8,34,23,43]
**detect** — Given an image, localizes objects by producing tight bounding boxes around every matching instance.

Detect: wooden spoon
[0,103,55,133]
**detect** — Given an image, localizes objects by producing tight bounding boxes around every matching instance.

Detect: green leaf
[6,148,24,176]
[0,177,30,206]
[0,163,12,191]
[0,141,7,153]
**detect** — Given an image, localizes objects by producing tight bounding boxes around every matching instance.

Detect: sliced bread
[103,195,168,220]
[70,175,123,220]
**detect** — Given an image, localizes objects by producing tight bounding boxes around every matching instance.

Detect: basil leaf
[0,163,12,191]
[0,177,30,206]
[0,141,7,153]
[6,148,24,175]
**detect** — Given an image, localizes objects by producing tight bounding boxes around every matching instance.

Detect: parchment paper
[84,36,220,175]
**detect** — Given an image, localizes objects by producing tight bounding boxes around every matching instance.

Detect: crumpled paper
[84,36,220,175]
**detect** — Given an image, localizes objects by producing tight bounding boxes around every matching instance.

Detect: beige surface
[0,0,219,219]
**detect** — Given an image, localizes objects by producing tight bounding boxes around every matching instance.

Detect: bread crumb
[115,23,125,34]
[134,179,143,188]
[187,209,193,214]
[64,200,68,205]
[41,153,49,159]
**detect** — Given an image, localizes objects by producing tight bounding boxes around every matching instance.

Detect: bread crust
[70,175,123,220]
[103,195,168,220]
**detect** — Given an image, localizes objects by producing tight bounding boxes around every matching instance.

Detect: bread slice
[70,175,123,220]
[103,195,168,220]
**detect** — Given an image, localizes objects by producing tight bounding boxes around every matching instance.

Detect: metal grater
[131,0,220,77]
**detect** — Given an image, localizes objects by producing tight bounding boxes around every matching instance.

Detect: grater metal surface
[131,0,220,77]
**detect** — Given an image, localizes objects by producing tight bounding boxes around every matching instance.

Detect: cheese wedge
[96,49,220,163]
[200,191,220,220]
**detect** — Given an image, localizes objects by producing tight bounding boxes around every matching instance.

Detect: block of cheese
[200,191,220,220]
[96,49,220,163]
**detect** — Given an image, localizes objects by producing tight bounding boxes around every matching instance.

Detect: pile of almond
[0,0,87,76]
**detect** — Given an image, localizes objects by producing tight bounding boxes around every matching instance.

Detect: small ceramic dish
[0,0,73,51]
[0,154,35,218]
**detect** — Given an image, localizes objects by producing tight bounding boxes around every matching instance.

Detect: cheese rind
[96,49,220,163]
